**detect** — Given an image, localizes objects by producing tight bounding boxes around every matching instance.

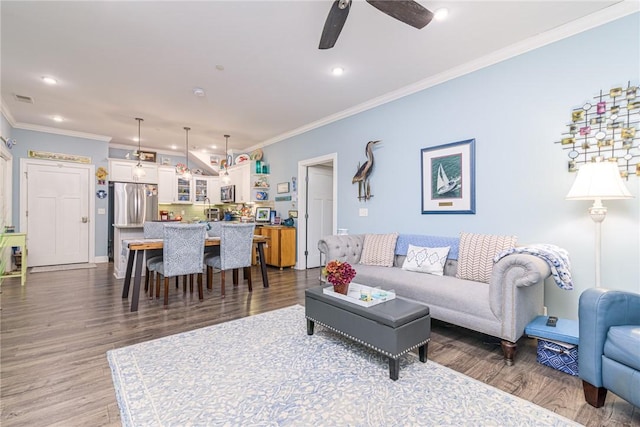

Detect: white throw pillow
[359,233,399,267]
[456,232,517,283]
[402,244,450,276]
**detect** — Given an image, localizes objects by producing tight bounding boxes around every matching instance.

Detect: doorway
[296,153,337,270]
[20,159,95,267]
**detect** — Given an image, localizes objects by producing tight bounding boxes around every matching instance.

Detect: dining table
[121,235,270,312]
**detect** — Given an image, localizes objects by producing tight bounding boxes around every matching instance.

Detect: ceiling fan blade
[319,0,351,50]
[366,0,433,29]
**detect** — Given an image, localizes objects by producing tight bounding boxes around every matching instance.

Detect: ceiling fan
[319,0,434,49]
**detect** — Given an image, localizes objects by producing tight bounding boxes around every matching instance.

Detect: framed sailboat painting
[421,139,475,214]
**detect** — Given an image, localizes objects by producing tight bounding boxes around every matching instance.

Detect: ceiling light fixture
[52,115,63,122]
[434,8,448,21]
[133,118,146,178]
[42,76,58,85]
[193,87,205,97]
[221,134,231,185]
[332,67,344,76]
[183,127,192,181]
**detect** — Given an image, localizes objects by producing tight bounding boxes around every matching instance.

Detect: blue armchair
[578,288,640,408]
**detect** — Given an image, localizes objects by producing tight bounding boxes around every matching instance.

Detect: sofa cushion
[456,232,517,283]
[359,233,398,267]
[395,234,460,260]
[402,244,450,276]
[604,325,640,372]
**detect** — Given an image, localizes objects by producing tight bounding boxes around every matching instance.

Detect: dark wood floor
[1,264,638,427]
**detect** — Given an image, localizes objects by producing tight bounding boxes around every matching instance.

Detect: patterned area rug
[30,263,97,273]
[107,305,579,427]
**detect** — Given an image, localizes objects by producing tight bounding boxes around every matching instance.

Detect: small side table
[1,233,27,286]
[525,315,579,345]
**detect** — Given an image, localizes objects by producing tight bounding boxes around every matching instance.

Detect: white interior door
[25,161,90,266]
[306,165,334,269]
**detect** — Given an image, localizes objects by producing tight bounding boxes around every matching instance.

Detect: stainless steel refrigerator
[108,182,158,260]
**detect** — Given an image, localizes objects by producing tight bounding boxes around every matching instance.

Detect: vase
[333,283,349,295]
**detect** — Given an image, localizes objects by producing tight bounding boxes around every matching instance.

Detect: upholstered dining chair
[149,223,206,308]
[143,222,165,297]
[204,223,255,298]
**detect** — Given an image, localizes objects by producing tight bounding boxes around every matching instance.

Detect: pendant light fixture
[221,134,231,185]
[133,118,146,178]
[183,126,192,181]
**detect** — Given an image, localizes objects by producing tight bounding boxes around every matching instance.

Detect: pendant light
[133,118,146,178]
[221,134,231,185]
[183,127,192,181]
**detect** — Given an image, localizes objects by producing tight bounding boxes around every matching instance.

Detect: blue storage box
[525,316,579,376]
[536,339,579,376]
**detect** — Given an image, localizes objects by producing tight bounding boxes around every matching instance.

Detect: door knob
[82,216,88,223]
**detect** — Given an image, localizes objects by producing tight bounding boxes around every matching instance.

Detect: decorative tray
[322,282,395,307]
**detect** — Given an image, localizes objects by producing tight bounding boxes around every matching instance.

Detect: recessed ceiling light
[52,115,63,122]
[331,67,344,76]
[171,145,177,150]
[434,8,448,21]
[216,65,225,71]
[42,76,58,85]
[132,137,140,142]
[193,87,206,97]
[210,145,217,149]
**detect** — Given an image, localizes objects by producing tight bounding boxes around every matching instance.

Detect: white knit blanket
[494,244,573,290]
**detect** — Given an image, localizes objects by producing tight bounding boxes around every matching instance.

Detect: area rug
[107,305,580,427]
[30,263,97,273]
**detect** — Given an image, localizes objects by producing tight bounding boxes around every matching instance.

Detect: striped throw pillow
[456,232,517,283]
[359,233,399,267]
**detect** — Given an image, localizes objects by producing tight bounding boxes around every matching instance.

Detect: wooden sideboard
[257,226,296,269]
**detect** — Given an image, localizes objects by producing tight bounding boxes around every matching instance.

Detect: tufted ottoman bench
[305,286,431,380]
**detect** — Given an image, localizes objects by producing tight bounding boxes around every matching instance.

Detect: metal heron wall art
[352,140,380,201]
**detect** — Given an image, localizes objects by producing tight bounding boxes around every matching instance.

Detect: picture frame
[255,207,271,223]
[277,182,290,194]
[421,139,475,214]
[273,216,281,225]
[137,150,157,163]
[288,210,298,218]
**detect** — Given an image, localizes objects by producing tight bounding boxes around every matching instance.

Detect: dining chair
[204,223,255,298]
[143,222,164,297]
[149,223,206,308]
[205,221,222,287]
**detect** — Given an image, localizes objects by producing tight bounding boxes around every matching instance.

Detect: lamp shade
[566,161,633,201]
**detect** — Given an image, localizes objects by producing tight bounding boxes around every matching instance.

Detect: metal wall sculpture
[556,81,639,178]
[352,140,379,201]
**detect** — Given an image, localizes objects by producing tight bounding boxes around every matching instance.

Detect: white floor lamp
[566,159,633,287]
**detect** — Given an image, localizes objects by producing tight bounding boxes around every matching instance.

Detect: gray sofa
[318,234,552,365]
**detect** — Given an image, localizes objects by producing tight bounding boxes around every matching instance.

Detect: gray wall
[263,13,640,319]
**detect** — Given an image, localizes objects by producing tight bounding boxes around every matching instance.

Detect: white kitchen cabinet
[228,165,248,203]
[193,176,221,204]
[109,159,158,184]
[157,166,176,203]
[157,166,192,204]
[208,177,221,204]
[226,161,269,203]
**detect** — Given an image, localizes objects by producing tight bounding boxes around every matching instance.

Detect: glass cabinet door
[194,178,208,202]
[177,178,191,202]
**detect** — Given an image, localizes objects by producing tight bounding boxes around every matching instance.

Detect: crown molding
[259,1,639,148]
[13,122,112,142]
[1,100,17,127]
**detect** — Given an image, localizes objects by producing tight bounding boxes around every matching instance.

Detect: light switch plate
[97,208,106,215]
[359,208,368,217]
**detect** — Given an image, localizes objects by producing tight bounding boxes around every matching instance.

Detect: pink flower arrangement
[323,260,356,287]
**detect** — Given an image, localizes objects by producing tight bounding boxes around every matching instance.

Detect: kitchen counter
[113,226,146,279]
